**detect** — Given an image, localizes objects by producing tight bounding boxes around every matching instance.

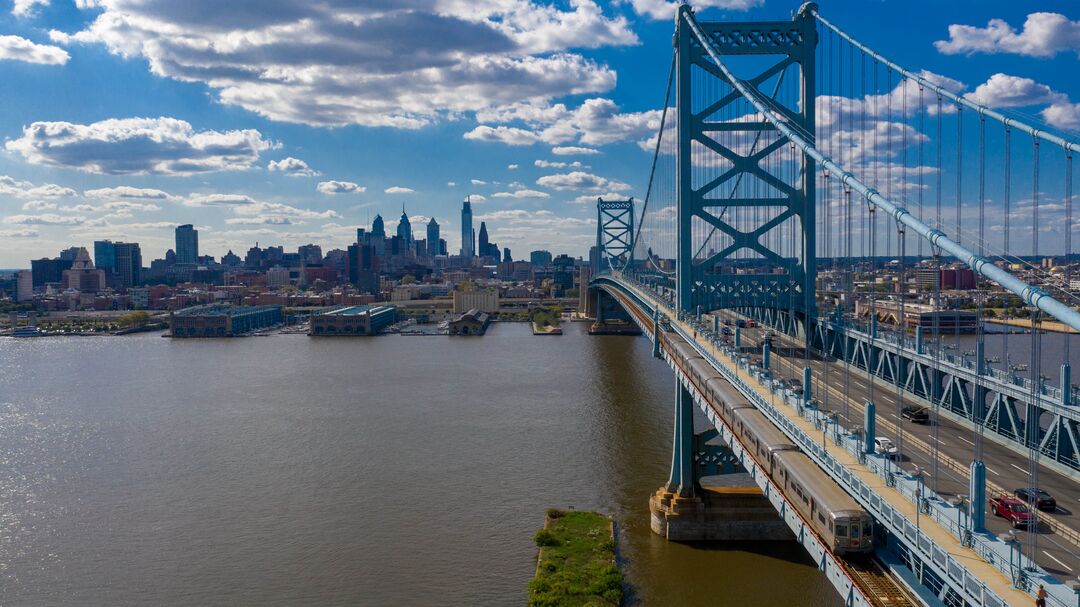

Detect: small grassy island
[531,307,564,335]
[528,509,622,607]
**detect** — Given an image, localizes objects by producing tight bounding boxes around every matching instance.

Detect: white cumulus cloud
[268,156,320,177]
[50,1,633,128]
[935,12,1080,57]
[384,186,415,194]
[491,189,551,199]
[965,73,1067,108]
[0,34,68,65]
[537,171,630,192]
[6,117,273,175]
[627,0,762,20]
[316,180,365,195]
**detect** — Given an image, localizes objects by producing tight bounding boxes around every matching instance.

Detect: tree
[402,274,417,285]
[118,311,150,328]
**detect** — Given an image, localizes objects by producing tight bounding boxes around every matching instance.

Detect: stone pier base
[649,474,794,542]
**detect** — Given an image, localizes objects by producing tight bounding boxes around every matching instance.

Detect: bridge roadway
[599,279,1037,607]
[722,312,1080,579]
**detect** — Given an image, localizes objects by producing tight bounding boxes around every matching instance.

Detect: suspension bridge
[587,4,1080,606]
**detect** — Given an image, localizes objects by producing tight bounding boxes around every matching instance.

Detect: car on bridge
[990,495,1034,528]
[874,437,899,459]
[1013,488,1056,511]
[785,378,803,396]
[900,405,929,424]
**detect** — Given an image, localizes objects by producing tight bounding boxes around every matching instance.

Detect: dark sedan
[1014,488,1056,511]
[901,405,929,424]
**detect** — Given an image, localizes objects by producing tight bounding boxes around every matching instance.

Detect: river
[0,323,840,606]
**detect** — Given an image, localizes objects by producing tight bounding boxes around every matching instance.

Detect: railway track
[841,557,919,607]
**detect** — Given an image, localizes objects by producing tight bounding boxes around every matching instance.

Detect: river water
[0,323,840,606]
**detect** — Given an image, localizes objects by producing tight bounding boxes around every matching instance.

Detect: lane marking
[986,466,1001,476]
[1043,551,1074,572]
[1010,463,1028,474]
[956,435,975,447]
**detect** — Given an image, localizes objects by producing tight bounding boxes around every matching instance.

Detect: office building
[371,214,386,239]
[94,240,117,274]
[113,242,142,289]
[396,207,413,245]
[460,198,474,258]
[503,247,512,263]
[530,250,553,266]
[62,248,106,293]
[478,221,490,257]
[31,256,73,287]
[426,218,440,257]
[16,270,32,302]
[176,224,199,265]
[452,288,498,313]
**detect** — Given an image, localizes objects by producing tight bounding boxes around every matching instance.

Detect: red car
[990,495,1034,528]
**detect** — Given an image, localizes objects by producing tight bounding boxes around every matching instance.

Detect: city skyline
[2,1,1080,267]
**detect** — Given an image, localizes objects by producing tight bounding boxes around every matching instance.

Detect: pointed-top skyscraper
[478,221,490,258]
[397,204,412,244]
[426,217,440,257]
[371,214,386,238]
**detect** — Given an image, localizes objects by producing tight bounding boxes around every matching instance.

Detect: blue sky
[0,0,1078,268]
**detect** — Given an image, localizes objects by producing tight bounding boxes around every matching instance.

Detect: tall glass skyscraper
[426,218,440,257]
[460,198,474,258]
[175,224,198,265]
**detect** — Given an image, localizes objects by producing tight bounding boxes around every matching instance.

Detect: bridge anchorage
[590,3,1080,607]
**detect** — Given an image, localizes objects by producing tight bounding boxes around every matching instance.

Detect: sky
[0,0,1078,268]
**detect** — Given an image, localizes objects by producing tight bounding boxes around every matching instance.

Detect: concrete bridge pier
[649,385,793,542]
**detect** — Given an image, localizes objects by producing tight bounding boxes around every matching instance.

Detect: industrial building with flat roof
[170,304,282,337]
[309,305,397,336]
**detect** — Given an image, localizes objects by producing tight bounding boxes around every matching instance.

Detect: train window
[835,525,847,537]
[828,521,833,532]
[863,522,872,537]
[817,513,825,524]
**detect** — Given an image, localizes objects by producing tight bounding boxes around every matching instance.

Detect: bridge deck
[726,312,1080,577]
[611,278,1037,607]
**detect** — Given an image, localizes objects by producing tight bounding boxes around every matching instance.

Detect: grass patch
[528,510,622,607]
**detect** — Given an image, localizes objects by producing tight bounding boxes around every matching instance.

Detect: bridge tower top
[673,5,817,318]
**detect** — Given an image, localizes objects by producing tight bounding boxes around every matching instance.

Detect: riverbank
[529,509,621,607]
[987,317,1078,334]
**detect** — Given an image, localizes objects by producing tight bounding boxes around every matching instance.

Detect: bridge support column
[734,327,742,348]
[713,315,718,337]
[1062,363,1071,407]
[915,329,923,355]
[968,460,986,533]
[763,339,771,371]
[650,405,792,542]
[864,401,876,454]
[665,385,695,497]
[803,366,813,404]
[652,308,661,358]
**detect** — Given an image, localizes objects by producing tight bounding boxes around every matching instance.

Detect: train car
[687,357,718,390]
[704,377,752,423]
[729,407,798,476]
[773,450,874,555]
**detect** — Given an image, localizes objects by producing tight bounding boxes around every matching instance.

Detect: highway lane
[708,310,1080,579]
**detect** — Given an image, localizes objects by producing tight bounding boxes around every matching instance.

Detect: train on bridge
[667,333,875,556]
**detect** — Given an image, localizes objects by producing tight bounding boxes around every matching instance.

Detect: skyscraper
[460,197,474,258]
[371,214,386,239]
[113,242,142,288]
[478,221,490,258]
[397,206,412,244]
[503,247,512,263]
[175,224,198,265]
[426,217,440,257]
[94,240,117,274]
